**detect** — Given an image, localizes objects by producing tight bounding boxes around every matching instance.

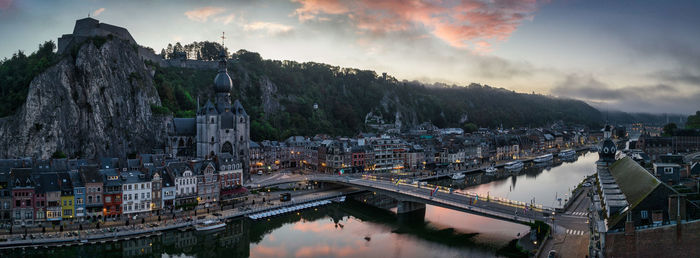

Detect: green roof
[609,156,660,208]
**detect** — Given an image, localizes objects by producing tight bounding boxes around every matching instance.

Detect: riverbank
[0,189,356,250]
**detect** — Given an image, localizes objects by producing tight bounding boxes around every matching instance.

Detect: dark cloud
[552,74,697,114]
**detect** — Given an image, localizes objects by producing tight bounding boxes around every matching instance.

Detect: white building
[166,162,197,208]
[121,171,152,215]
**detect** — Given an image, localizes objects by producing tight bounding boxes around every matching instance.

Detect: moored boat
[194,219,226,232]
[504,161,524,170]
[558,149,575,158]
[451,173,465,180]
[533,154,553,163]
[484,166,497,175]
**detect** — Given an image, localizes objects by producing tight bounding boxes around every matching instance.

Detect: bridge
[253,174,555,225]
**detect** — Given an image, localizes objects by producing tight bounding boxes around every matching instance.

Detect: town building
[101,168,123,218]
[80,165,104,220]
[166,48,250,182]
[121,171,151,215]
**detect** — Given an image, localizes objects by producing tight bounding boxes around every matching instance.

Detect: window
[641,210,649,219]
[141,193,145,199]
[88,196,93,203]
[27,200,31,206]
[105,196,111,203]
[664,167,673,174]
[96,195,101,202]
[15,200,20,207]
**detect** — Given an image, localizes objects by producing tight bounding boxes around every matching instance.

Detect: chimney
[624,212,635,236]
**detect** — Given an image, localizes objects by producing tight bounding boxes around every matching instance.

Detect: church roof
[233,99,247,116]
[172,118,196,136]
[198,100,219,115]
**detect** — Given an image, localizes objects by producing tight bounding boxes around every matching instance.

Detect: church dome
[214,71,232,93]
[598,138,617,161]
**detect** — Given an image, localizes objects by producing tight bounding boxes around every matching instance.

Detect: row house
[79,165,103,219]
[167,162,197,209]
[10,168,35,225]
[39,173,61,222]
[249,141,264,174]
[302,142,319,172]
[162,171,176,212]
[285,136,311,168]
[69,171,86,219]
[151,169,163,212]
[218,153,244,202]
[58,172,75,220]
[493,135,521,161]
[102,168,123,218]
[194,160,219,208]
[121,171,152,216]
[404,145,425,171]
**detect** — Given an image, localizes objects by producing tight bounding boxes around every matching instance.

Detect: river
[431,151,598,208]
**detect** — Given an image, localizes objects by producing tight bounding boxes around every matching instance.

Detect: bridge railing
[353,175,556,213]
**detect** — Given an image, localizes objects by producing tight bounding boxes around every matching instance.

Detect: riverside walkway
[0,190,353,249]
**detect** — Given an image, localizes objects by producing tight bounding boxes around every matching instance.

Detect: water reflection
[3,200,529,258]
[432,151,596,208]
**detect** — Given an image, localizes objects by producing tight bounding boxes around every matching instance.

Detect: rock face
[0,38,168,159]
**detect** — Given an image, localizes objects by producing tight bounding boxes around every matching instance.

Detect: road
[539,184,593,258]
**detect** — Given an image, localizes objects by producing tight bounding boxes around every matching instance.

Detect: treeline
[0,41,59,117]
[160,41,227,61]
[151,45,604,141]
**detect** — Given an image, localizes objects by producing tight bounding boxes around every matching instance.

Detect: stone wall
[605,220,700,257]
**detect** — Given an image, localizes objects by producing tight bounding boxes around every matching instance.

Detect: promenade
[0,188,354,249]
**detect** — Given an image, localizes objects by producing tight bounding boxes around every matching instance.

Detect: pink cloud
[291,0,544,52]
[185,6,226,22]
[92,8,105,17]
[214,13,236,25]
[0,0,12,10]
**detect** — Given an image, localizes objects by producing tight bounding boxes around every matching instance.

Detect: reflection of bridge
[252,175,554,225]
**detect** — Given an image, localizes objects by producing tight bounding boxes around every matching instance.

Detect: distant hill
[151,47,608,140]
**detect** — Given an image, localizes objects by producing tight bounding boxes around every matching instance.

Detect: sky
[1,0,699,115]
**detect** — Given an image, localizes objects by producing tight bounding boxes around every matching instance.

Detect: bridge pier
[397,200,425,224]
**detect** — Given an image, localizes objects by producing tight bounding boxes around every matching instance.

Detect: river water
[2,152,597,257]
[431,151,598,208]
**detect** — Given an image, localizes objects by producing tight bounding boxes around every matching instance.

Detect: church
[166,47,250,181]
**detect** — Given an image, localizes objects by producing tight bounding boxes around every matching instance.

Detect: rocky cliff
[0,38,168,159]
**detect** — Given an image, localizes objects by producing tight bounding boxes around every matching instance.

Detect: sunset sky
[1,0,698,114]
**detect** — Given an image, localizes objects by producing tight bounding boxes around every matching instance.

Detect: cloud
[244,21,294,35]
[551,74,699,114]
[0,0,11,10]
[214,13,236,25]
[185,6,226,22]
[92,8,105,17]
[291,0,545,52]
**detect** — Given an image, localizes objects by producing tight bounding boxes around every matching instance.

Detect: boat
[504,161,524,170]
[558,149,576,158]
[484,166,497,175]
[533,154,553,163]
[451,173,465,180]
[194,219,226,231]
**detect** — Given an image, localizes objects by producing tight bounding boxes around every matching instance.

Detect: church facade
[166,49,250,182]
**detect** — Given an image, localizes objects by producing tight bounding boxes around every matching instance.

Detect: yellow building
[61,193,75,219]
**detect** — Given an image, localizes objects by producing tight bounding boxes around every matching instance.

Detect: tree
[663,123,677,136]
[52,150,67,159]
[687,111,700,129]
